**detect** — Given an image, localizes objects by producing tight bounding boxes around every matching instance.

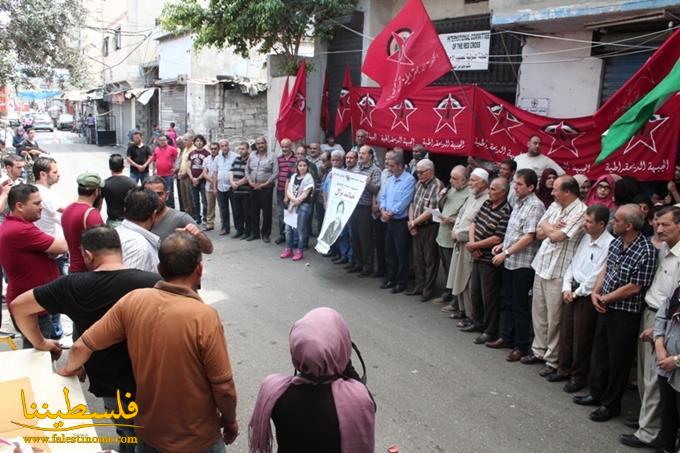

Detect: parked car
[5,112,20,127]
[57,113,74,130]
[32,113,54,131]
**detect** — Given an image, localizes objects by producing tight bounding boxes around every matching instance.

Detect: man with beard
[513,135,564,177]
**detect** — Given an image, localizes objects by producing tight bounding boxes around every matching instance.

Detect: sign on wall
[438,30,491,71]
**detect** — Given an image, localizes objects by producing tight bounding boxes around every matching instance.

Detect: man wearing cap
[448,168,490,327]
[61,172,105,273]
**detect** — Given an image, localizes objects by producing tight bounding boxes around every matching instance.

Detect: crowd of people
[1,124,680,452]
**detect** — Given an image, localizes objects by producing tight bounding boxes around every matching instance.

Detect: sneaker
[280,248,293,259]
[292,249,304,261]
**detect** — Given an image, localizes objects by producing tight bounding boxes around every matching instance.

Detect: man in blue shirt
[379,152,416,293]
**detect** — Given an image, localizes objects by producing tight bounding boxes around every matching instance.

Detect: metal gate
[160,84,187,134]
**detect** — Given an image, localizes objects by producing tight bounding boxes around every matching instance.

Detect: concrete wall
[158,35,192,80]
[186,83,221,135]
[218,89,268,142]
[517,31,603,117]
[100,0,162,86]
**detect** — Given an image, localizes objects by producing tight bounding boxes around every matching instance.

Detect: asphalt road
[2,130,641,452]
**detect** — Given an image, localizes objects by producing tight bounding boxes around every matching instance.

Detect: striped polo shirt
[277,154,297,192]
[473,199,512,263]
[230,156,251,195]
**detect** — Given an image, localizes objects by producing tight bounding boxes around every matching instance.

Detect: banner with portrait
[315,169,368,255]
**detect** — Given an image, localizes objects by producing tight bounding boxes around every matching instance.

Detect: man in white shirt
[115,187,161,273]
[201,143,219,231]
[213,139,238,236]
[557,204,613,392]
[620,206,680,449]
[524,176,586,377]
[32,157,63,237]
[514,135,565,178]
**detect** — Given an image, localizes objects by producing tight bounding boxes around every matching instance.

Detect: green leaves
[0,0,86,86]
[160,0,357,74]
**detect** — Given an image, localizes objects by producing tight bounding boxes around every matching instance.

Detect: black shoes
[590,405,619,422]
[391,285,406,294]
[232,231,244,239]
[246,235,259,241]
[380,281,396,289]
[519,354,544,365]
[473,333,494,345]
[619,433,658,448]
[274,236,285,245]
[262,236,270,243]
[563,380,585,393]
[573,394,600,406]
[546,372,569,382]
[405,289,422,296]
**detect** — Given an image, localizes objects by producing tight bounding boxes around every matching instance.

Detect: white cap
[471,168,489,182]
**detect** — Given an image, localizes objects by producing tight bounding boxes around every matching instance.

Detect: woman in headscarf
[585,174,617,213]
[249,307,375,453]
[536,168,558,208]
[573,174,592,200]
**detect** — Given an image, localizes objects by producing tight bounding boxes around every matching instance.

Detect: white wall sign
[518,97,550,116]
[438,30,491,71]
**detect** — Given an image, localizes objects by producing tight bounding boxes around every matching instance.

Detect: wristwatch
[675,355,680,368]
[504,249,512,257]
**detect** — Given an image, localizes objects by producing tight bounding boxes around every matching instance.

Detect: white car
[32,114,54,132]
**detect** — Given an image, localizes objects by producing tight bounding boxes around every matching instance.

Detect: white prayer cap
[470,168,489,182]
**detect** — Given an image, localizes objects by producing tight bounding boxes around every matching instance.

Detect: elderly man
[348,145,381,277]
[574,205,658,422]
[448,169,490,327]
[229,142,253,239]
[435,165,470,307]
[465,177,511,344]
[246,136,278,243]
[379,152,415,294]
[555,204,613,391]
[212,139,238,236]
[407,159,444,302]
[57,232,238,452]
[489,169,545,359]
[524,176,586,378]
[275,138,297,244]
[620,206,680,448]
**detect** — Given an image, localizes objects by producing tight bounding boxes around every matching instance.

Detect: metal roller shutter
[160,84,187,134]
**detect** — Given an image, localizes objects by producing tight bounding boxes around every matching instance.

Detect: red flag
[361,0,452,110]
[334,66,352,136]
[320,70,330,132]
[276,60,307,143]
[596,28,680,128]
[278,76,290,118]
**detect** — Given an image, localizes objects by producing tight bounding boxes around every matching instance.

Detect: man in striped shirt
[465,177,511,344]
[407,159,444,301]
[229,142,253,239]
[524,176,586,378]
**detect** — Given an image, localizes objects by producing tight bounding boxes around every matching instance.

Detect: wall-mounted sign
[438,30,491,71]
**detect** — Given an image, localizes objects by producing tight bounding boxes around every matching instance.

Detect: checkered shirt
[502,193,545,270]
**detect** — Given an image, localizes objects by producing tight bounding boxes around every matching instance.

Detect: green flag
[597,58,680,163]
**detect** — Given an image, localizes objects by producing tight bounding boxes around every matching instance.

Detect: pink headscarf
[249,307,375,453]
[585,174,617,210]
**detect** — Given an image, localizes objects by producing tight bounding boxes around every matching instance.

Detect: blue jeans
[130,169,148,185]
[285,203,312,250]
[190,179,207,224]
[103,396,137,453]
[162,176,175,209]
[136,437,225,453]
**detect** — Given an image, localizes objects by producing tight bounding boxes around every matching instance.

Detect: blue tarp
[17,90,61,100]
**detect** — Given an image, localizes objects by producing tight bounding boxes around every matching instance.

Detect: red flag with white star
[320,70,330,132]
[276,60,307,143]
[361,0,452,110]
[334,66,353,136]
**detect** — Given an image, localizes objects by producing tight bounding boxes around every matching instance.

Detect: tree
[0,0,86,87]
[161,0,357,74]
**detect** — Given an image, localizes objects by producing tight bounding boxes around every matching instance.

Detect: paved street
[3,130,641,452]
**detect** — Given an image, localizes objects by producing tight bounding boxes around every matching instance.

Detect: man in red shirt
[152,135,178,209]
[0,184,67,348]
[61,172,105,273]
